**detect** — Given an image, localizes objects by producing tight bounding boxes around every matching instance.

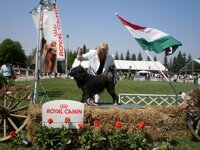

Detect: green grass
[174,138,200,150]
[18,78,196,103]
[2,78,199,149]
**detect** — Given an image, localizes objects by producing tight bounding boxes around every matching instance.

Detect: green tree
[137,52,143,61]
[67,50,76,69]
[163,57,169,69]
[146,56,151,61]
[182,52,187,66]
[187,53,192,63]
[125,50,130,60]
[169,58,173,76]
[131,53,136,60]
[153,56,157,61]
[120,52,124,60]
[0,38,27,65]
[115,51,119,60]
[82,44,88,53]
[27,48,36,65]
[172,51,185,73]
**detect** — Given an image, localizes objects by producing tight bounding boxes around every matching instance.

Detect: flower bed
[24,104,191,149]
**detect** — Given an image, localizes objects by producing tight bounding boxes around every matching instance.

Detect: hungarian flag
[116,13,182,56]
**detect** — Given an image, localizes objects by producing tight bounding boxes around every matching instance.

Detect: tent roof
[72,59,166,71]
[180,59,200,73]
[194,59,200,64]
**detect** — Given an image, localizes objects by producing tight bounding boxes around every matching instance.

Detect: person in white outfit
[77,42,116,105]
[0,62,13,79]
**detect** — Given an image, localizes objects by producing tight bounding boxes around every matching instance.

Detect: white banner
[32,2,65,73]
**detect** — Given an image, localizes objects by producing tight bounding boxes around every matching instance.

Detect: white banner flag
[32,2,65,73]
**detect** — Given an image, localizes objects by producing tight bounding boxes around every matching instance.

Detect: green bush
[0,74,15,89]
[34,125,75,149]
[0,74,8,89]
[33,125,150,150]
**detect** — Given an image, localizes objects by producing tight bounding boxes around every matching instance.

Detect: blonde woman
[77,42,116,104]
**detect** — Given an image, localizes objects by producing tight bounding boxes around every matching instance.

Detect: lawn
[18,78,197,103]
[1,78,199,149]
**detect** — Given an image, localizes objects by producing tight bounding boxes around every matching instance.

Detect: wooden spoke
[10,105,29,113]
[9,101,21,110]
[3,119,6,137]
[7,117,18,131]
[7,98,15,109]
[9,114,28,119]
[4,98,7,107]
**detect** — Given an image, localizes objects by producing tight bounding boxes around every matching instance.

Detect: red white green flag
[116,13,182,56]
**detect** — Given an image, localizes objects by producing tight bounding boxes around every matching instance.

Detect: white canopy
[72,59,167,72]
[179,59,200,73]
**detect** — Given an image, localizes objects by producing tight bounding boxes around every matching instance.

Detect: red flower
[183,102,189,109]
[47,118,53,124]
[94,120,101,126]
[78,122,83,128]
[64,117,71,123]
[9,131,15,139]
[137,121,145,128]
[115,121,122,127]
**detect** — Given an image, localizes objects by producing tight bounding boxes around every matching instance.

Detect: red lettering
[57,33,64,57]
[46,108,63,114]
[64,109,83,114]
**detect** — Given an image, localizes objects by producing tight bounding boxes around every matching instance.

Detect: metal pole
[66,34,69,71]
[145,50,178,95]
[33,0,44,104]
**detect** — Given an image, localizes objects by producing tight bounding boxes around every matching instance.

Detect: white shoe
[113,103,118,106]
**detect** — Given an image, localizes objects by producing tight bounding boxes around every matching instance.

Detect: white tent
[72,59,167,72]
[179,59,200,74]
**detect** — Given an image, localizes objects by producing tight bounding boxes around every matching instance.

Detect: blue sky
[0,0,200,62]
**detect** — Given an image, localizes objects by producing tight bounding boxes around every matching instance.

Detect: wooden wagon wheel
[0,86,31,141]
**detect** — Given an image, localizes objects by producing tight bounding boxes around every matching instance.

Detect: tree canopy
[0,38,27,65]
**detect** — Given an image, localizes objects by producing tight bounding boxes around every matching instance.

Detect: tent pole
[144,50,178,96]
[33,0,44,104]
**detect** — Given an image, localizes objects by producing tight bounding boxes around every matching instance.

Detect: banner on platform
[32,1,65,73]
[42,100,84,129]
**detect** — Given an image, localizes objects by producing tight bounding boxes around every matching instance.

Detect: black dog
[69,65,118,105]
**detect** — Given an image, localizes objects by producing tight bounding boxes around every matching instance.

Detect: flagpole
[66,34,69,72]
[144,50,178,95]
[33,0,44,104]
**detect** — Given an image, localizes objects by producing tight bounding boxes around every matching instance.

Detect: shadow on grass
[38,90,64,98]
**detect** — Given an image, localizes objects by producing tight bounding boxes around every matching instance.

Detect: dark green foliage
[0,38,27,65]
[34,125,149,150]
[34,125,74,149]
[0,74,8,89]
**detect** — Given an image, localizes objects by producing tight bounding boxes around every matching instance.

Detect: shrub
[33,125,150,150]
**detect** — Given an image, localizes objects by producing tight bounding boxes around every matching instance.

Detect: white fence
[13,67,35,81]
[118,93,184,106]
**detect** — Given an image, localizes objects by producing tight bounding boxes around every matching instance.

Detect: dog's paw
[86,98,98,106]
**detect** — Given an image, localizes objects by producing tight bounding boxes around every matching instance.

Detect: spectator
[0,61,13,79]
